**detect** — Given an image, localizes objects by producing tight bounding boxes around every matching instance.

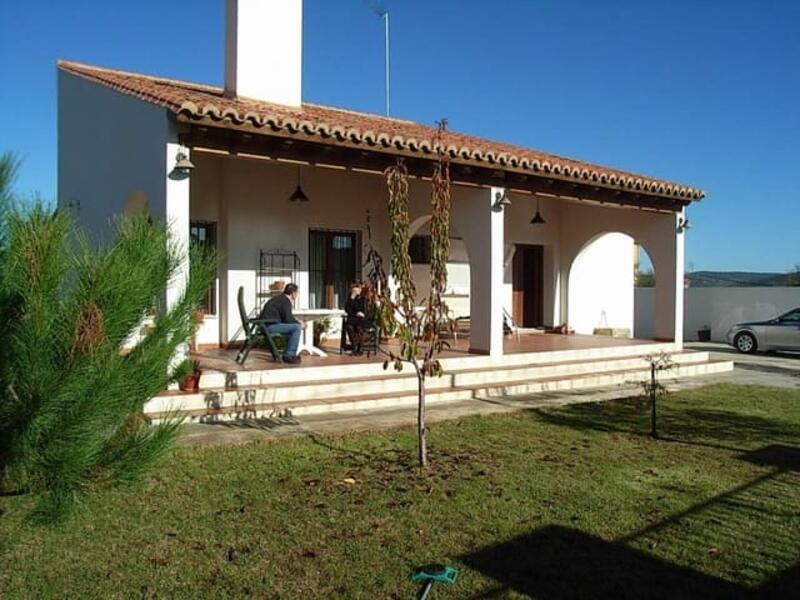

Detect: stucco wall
[635,286,800,342]
[410,191,564,328]
[58,70,171,240]
[191,154,678,346]
[503,193,562,327]
[192,157,575,345]
[191,153,393,343]
[560,202,682,342]
[568,232,634,335]
[58,71,194,351]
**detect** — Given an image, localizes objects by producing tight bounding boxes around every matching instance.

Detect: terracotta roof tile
[58,60,704,200]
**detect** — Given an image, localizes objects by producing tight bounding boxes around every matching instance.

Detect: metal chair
[339,315,381,357]
[503,308,522,343]
[235,286,283,365]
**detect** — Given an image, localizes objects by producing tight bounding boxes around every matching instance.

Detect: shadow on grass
[758,563,800,598]
[461,525,746,599]
[739,443,800,472]
[733,362,800,377]
[202,415,301,431]
[462,470,799,600]
[460,397,800,600]
[528,392,799,453]
[463,453,798,599]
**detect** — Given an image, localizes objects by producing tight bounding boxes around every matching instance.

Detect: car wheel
[734,332,757,354]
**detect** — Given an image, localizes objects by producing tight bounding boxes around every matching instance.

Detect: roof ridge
[58,60,425,125]
[58,59,222,95]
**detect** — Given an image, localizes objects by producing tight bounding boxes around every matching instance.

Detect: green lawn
[1,384,799,598]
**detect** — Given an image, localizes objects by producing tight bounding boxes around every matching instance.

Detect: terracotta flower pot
[180,371,201,393]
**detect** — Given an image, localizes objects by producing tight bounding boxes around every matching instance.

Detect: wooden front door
[512,244,544,327]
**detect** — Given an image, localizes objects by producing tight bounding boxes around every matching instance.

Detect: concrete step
[196,341,679,389]
[147,357,734,423]
[149,350,708,414]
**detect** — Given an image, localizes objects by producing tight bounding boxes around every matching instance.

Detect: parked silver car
[726,307,800,353]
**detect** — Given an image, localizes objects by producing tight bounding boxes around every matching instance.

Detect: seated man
[259,283,303,363]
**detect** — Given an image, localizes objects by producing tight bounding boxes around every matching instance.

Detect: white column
[217,158,230,344]
[672,212,685,347]
[653,212,684,345]
[456,187,505,357]
[165,142,191,311]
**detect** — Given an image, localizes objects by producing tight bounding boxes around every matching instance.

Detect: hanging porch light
[288,167,310,202]
[530,197,546,225]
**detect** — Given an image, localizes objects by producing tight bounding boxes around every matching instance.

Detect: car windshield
[779,308,800,322]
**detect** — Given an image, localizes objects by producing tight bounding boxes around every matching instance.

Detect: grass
[1,383,799,598]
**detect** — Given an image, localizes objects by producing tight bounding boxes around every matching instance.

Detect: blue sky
[1,0,798,272]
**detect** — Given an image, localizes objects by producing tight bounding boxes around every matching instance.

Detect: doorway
[512,244,544,327]
[308,229,361,309]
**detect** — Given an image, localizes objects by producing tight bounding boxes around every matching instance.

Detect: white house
[57,0,730,419]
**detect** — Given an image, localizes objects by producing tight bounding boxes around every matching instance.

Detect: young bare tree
[640,352,674,438]
[362,208,395,337]
[382,122,453,467]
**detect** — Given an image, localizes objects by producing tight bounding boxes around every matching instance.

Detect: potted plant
[313,316,332,347]
[697,325,711,342]
[177,359,202,392]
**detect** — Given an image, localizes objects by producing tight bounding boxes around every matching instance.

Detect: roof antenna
[362,1,390,116]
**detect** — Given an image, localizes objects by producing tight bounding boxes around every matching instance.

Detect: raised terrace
[146,335,733,423]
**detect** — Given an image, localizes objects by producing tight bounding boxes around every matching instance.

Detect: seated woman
[344,283,369,356]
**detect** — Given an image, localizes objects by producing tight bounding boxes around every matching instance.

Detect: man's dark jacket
[259,293,299,324]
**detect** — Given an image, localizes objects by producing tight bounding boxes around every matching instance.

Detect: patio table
[293,308,346,357]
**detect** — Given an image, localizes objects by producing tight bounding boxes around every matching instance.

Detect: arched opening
[632,242,657,339]
[408,216,471,320]
[567,232,656,339]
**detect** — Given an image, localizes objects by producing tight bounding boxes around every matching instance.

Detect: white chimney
[224,0,303,107]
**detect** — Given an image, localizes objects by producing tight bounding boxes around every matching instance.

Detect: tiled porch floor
[193,333,657,373]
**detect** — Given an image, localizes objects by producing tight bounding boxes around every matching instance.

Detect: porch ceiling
[183,124,689,213]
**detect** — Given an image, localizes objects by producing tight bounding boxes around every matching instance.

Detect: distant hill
[686,271,794,287]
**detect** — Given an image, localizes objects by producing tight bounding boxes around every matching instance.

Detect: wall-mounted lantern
[492,190,511,211]
[173,149,195,176]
